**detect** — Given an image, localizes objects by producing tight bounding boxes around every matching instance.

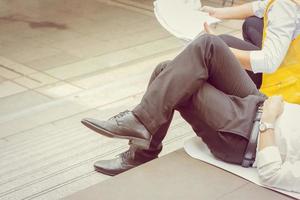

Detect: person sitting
[82,33,300,193]
[81,0,300,193]
[202,0,300,103]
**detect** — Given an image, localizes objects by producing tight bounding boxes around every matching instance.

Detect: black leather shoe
[94,147,157,176]
[81,111,152,148]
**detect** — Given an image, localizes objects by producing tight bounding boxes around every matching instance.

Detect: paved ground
[0,0,251,199]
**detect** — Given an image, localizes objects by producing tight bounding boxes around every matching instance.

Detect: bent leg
[242,16,263,49]
[219,34,259,50]
[92,61,173,176]
[143,69,254,163]
[133,34,262,135]
[218,34,262,89]
[135,61,174,159]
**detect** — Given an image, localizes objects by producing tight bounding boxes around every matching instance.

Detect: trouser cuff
[132,104,158,135]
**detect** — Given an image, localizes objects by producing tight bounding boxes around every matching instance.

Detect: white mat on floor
[184,137,300,199]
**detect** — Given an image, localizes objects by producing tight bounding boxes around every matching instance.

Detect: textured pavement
[0,0,251,199]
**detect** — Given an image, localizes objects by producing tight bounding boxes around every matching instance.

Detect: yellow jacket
[260,0,300,104]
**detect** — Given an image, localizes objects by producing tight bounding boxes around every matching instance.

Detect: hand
[261,96,284,123]
[200,6,218,18]
[203,22,216,35]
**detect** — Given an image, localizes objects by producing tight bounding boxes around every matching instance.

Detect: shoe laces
[110,110,130,120]
[118,149,134,163]
[121,150,132,159]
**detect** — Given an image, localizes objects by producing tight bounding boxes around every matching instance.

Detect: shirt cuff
[250,51,265,73]
[256,146,282,168]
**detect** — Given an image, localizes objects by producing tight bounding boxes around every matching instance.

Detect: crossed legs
[133,34,264,164]
[83,34,265,175]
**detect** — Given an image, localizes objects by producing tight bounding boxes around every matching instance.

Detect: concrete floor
[0,0,250,199]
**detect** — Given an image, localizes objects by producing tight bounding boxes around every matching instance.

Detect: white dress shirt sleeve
[250,0,297,73]
[252,0,268,18]
[256,146,300,193]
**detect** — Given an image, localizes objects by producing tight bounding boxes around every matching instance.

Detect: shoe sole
[81,120,150,149]
[94,166,120,176]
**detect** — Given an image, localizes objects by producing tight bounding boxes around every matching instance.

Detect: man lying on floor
[81,34,300,193]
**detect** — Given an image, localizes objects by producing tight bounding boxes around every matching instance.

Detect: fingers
[262,96,284,121]
[203,22,216,35]
[204,22,209,33]
[199,6,209,12]
[269,95,284,102]
[264,96,283,108]
[268,95,282,100]
[199,6,214,15]
[266,96,284,111]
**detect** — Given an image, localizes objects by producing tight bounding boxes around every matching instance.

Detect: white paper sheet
[154,0,220,41]
[184,137,300,199]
